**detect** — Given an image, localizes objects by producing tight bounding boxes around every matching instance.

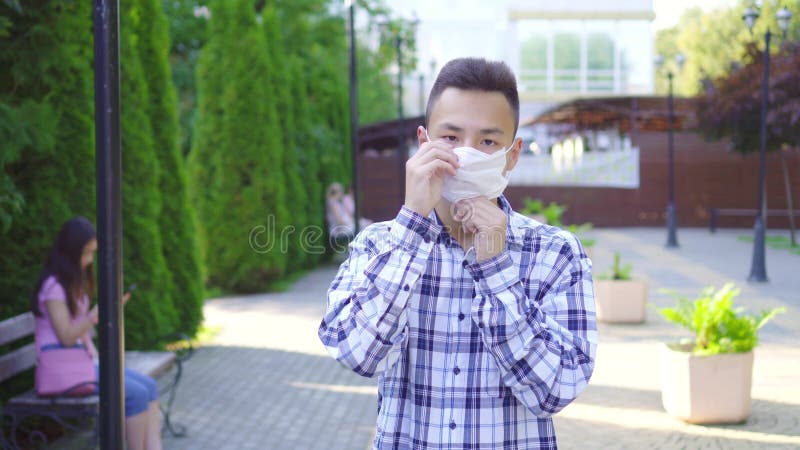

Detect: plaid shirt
[319,196,597,450]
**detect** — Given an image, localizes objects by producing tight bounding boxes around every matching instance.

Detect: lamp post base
[666,202,679,248]
[748,215,768,283]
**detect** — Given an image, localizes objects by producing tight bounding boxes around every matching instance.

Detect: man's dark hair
[425,57,520,132]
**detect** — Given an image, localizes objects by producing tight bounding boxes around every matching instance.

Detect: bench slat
[0,343,37,384]
[125,351,176,378]
[0,312,35,346]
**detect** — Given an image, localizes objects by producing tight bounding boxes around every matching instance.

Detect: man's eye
[482,139,497,146]
[443,136,458,142]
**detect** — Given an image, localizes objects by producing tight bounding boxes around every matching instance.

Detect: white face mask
[426,129,511,203]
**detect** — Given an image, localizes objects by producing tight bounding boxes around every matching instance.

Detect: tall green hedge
[262,5,309,270]
[190,0,290,292]
[119,1,180,348]
[0,1,96,319]
[135,0,204,336]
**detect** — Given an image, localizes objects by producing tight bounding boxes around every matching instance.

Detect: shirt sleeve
[318,207,439,378]
[467,231,597,417]
[40,277,67,304]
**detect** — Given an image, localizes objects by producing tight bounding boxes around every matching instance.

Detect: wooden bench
[709,208,800,232]
[0,312,194,449]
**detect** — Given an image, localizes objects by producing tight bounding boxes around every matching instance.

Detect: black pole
[396,35,406,204]
[347,3,360,235]
[749,29,770,283]
[666,71,679,248]
[94,0,125,447]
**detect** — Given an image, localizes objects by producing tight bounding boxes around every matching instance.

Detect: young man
[319,57,597,449]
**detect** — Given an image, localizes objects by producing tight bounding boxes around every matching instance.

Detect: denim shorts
[94,366,159,417]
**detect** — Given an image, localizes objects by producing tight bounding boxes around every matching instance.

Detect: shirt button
[473,275,479,282]
[449,421,456,430]
[478,322,485,328]
[403,284,409,291]
[453,367,460,375]
[458,313,465,321]
[461,260,468,268]
[423,236,430,243]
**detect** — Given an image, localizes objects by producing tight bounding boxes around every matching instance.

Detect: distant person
[326,182,355,238]
[32,217,162,450]
[342,184,373,231]
[319,57,597,449]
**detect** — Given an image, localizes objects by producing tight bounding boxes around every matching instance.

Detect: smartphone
[127,283,138,293]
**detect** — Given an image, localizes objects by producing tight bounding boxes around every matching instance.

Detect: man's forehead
[429,88,516,134]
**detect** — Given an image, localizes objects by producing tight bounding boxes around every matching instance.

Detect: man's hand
[404,140,459,217]
[122,292,131,306]
[453,197,507,262]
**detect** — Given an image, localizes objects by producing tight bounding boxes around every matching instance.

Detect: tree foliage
[655,0,800,96]
[136,0,205,336]
[0,0,204,347]
[696,43,800,154]
[0,0,96,319]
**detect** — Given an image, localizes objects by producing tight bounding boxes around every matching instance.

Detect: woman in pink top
[32,217,162,450]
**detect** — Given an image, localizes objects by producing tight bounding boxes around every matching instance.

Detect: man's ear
[504,137,524,172]
[417,126,429,146]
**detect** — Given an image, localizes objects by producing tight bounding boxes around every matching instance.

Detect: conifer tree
[262,5,309,270]
[135,0,204,335]
[0,1,95,317]
[119,1,180,347]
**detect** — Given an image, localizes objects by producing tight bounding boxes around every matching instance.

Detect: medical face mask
[426,130,511,203]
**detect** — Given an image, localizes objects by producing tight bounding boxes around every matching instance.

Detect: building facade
[383,0,656,119]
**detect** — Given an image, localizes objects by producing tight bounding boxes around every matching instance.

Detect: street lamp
[655,53,686,248]
[345,0,360,234]
[742,3,792,282]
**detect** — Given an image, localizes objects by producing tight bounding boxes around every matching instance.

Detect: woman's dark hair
[32,216,97,317]
[425,57,520,133]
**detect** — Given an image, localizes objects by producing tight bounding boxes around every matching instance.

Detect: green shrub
[0,1,96,319]
[597,252,632,281]
[136,0,204,336]
[263,5,308,271]
[120,1,180,348]
[658,283,785,355]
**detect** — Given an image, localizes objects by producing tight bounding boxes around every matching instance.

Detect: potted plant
[520,198,597,257]
[520,198,549,224]
[657,283,784,424]
[594,252,647,323]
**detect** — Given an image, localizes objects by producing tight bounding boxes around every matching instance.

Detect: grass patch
[737,234,799,254]
[191,323,223,346]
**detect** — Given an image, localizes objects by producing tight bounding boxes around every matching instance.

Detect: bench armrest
[150,333,195,363]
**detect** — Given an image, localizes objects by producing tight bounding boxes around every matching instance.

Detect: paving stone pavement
[162,227,800,450]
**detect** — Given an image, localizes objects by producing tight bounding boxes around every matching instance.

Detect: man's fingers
[414,147,459,169]
[418,159,458,178]
[413,151,459,176]
[412,141,457,163]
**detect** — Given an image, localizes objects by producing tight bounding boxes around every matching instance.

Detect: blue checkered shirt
[319,196,597,449]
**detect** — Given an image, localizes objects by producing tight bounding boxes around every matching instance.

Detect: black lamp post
[743,4,793,282]
[94,0,125,447]
[655,53,685,248]
[346,0,360,234]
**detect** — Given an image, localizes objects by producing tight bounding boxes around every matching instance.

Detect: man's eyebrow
[437,123,505,135]
[438,123,463,133]
[480,127,505,135]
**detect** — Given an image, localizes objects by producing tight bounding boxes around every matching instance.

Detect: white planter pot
[593,279,647,323]
[660,344,754,424]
